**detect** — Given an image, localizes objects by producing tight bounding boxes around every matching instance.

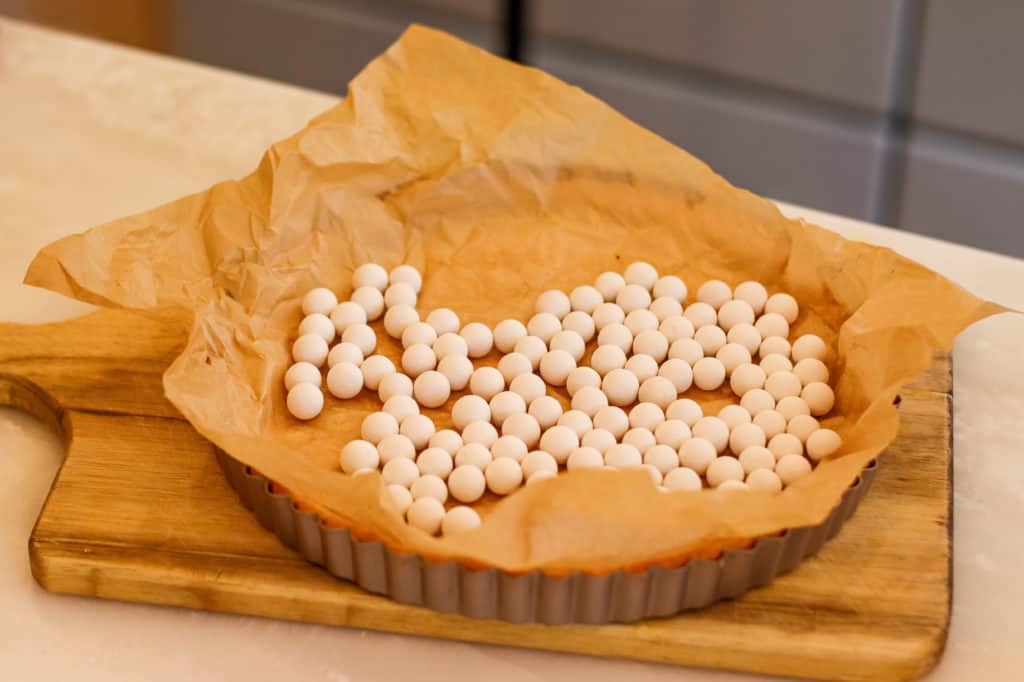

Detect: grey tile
[168,0,500,95]
[531,0,907,113]
[914,2,1024,146]
[897,129,1024,257]
[532,42,889,220]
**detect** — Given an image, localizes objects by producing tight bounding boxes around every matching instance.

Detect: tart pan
[216,450,877,624]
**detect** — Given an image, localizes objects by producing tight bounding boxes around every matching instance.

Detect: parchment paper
[25,26,1004,574]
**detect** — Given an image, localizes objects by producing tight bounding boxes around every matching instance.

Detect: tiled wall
[165,0,1024,257]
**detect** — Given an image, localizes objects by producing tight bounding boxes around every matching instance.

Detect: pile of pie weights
[285,262,842,538]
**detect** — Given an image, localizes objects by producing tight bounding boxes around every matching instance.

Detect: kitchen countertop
[1,17,1021,682]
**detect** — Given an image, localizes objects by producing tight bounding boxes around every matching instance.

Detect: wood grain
[0,309,951,681]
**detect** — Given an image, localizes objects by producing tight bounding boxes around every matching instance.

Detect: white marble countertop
[1,17,1021,682]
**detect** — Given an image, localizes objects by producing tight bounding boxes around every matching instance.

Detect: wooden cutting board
[1,308,952,681]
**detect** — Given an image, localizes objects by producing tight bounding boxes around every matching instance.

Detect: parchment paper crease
[26,26,1004,574]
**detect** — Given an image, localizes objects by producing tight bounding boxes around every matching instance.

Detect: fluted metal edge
[216,450,878,624]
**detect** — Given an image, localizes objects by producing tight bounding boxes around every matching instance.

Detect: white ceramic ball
[351,286,385,321]
[361,411,399,444]
[786,414,820,443]
[592,405,630,439]
[429,429,463,455]
[535,289,571,319]
[384,281,417,308]
[387,484,413,515]
[755,313,790,340]
[448,465,487,503]
[285,362,321,391]
[434,332,469,360]
[550,330,586,362]
[718,404,752,429]
[616,284,652,313]
[707,455,745,487]
[383,304,419,339]
[452,395,491,430]
[401,321,437,349]
[493,319,528,353]
[768,432,804,459]
[389,264,422,293]
[694,325,727,355]
[462,420,499,448]
[653,275,687,302]
[570,285,604,314]
[663,467,702,491]
[727,323,762,354]
[567,446,605,471]
[414,370,451,408]
[437,354,473,391]
[775,395,811,420]
[775,453,811,485]
[730,362,766,396]
[459,322,494,358]
[571,385,608,417]
[360,355,395,391]
[760,353,794,377]
[602,368,640,406]
[591,302,626,331]
[527,396,563,430]
[382,395,419,423]
[455,443,492,470]
[655,419,691,449]
[378,434,416,464]
[624,308,659,335]
[340,439,379,474]
[485,457,523,495]
[746,468,783,492]
[669,338,704,366]
[292,333,329,367]
[540,350,576,386]
[764,293,799,323]
[692,416,730,452]
[491,435,528,462]
[400,413,436,449]
[604,443,642,469]
[801,382,835,416]
[411,474,449,503]
[733,281,768,314]
[326,362,363,398]
[805,428,841,461]
[557,409,593,438]
[426,308,460,336]
[489,390,526,427]
[469,366,504,400]
[679,438,716,473]
[413,446,454,477]
[527,312,562,343]
[342,323,377,355]
[406,496,445,534]
[497,352,533,383]
[740,388,776,416]
[594,272,626,301]
[633,330,669,362]
[684,302,718,330]
[666,398,703,426]
[638,376,676,409]
[581,428,617,453]
[597,323,633,352]
[660,316,696,344]
[624,261,659,289]
[754,410,787,439]
[330,301,367,334]
[401,343,437,378]
[566,366,601,397]
[299,313,336,344]
[442,506,481,536]
[562,311,596,342]
[382,457,419,488]
[509,373,546,405]
[521,450,558,478]
[539,425,579,464]
[692,357,726,391]
[591,344,628,376]
[302,287,338,316]
[378,372,413,402]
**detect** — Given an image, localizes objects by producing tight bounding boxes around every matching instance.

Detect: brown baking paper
[26,26,1005,574]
